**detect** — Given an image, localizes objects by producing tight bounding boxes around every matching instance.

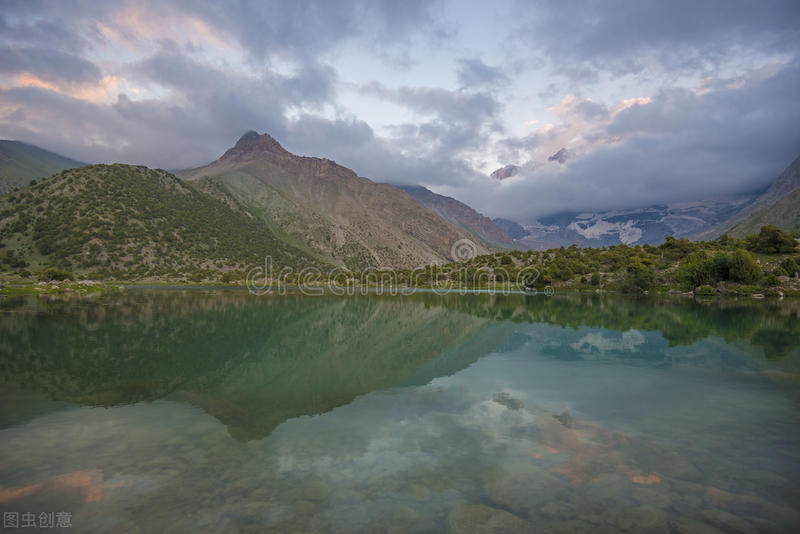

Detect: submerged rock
[447,504,532,533]
[669,517,726,534]
[483,463,570,518]
[626,506,668,531]
[701,509,757,534]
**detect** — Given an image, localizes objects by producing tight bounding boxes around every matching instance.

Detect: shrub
[728,249,762,284]
[675,252,732,288]
[772,266,788,277]
[763,273,781,286]
[676,252,713,288]
[621,262,655,293]
[694,285,718,296]
[779,257,799,277]
[746,225,797,254]
[221,271,240,283]
[38,267,73,281]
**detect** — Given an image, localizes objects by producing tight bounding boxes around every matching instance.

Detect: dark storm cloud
[514,0,800,79]
[456,58,509,89]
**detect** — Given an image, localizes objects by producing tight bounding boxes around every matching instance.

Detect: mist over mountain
[704,155,800,238]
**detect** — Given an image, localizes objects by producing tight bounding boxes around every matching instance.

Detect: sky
[1,0,799,223]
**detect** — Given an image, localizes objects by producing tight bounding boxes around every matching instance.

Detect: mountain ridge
[702,154,800,238]
[181,131,491,269]
[0,163,320,279]
[0,140,86,194]
[394,184,514,247]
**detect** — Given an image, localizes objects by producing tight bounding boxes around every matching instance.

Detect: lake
[1,290,799,533]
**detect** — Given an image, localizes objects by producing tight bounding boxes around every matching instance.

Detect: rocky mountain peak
[221,130,290,161]
[490,164,520,181]
[548,148,569,164]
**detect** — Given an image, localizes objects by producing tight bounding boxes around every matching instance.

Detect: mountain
[703,155,800,238]
[0,140,86,194]
[0,164,318,278]
[490,155,800,249]
[180,131,490,269]
[493,218,530,240]
[496,197,756,250]
[548,148,569,164]
[394,185,514,247]
[489,164,519,180]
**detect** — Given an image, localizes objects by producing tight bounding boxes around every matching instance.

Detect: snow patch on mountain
[567,219,643,244]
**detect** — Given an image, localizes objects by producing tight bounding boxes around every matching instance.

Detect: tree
[779,257,799,277]
[676,252,714,288]
[620,261,655,293]
[728,249,762,284]
[747,225,797,254]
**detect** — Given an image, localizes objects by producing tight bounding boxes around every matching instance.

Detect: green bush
[746,225,797,254]
[763,273,781,286]
[675,251,732,289]
[221,271,240,283]
[38,267,73,281]
[779,257,799,277]
[694,285,718,296]
[621,262,655,293]
[728,249,762,284]
[772,266,788,277]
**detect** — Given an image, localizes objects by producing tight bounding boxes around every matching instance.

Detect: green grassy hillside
[706,155,800,238]
[724,188,800,237]
[0,140,86,194]
[0,164,321,281]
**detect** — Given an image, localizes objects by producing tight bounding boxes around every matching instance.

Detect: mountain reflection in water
[0,291,798,533]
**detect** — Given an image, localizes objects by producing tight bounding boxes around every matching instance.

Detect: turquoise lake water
[1,290,799,532]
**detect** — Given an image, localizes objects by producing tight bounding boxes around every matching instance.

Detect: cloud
[357,82,504,167]
[362,82,501,127]
[512,0,800,80]
[0,0,798,229]
[0,1,448,169]
[456,58,510,89]
[455,60,800,222]
[163,0,446,63]
[0,45,102,85]
[282,112,486,188]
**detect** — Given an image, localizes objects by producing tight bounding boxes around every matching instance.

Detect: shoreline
[1,280,796,300]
